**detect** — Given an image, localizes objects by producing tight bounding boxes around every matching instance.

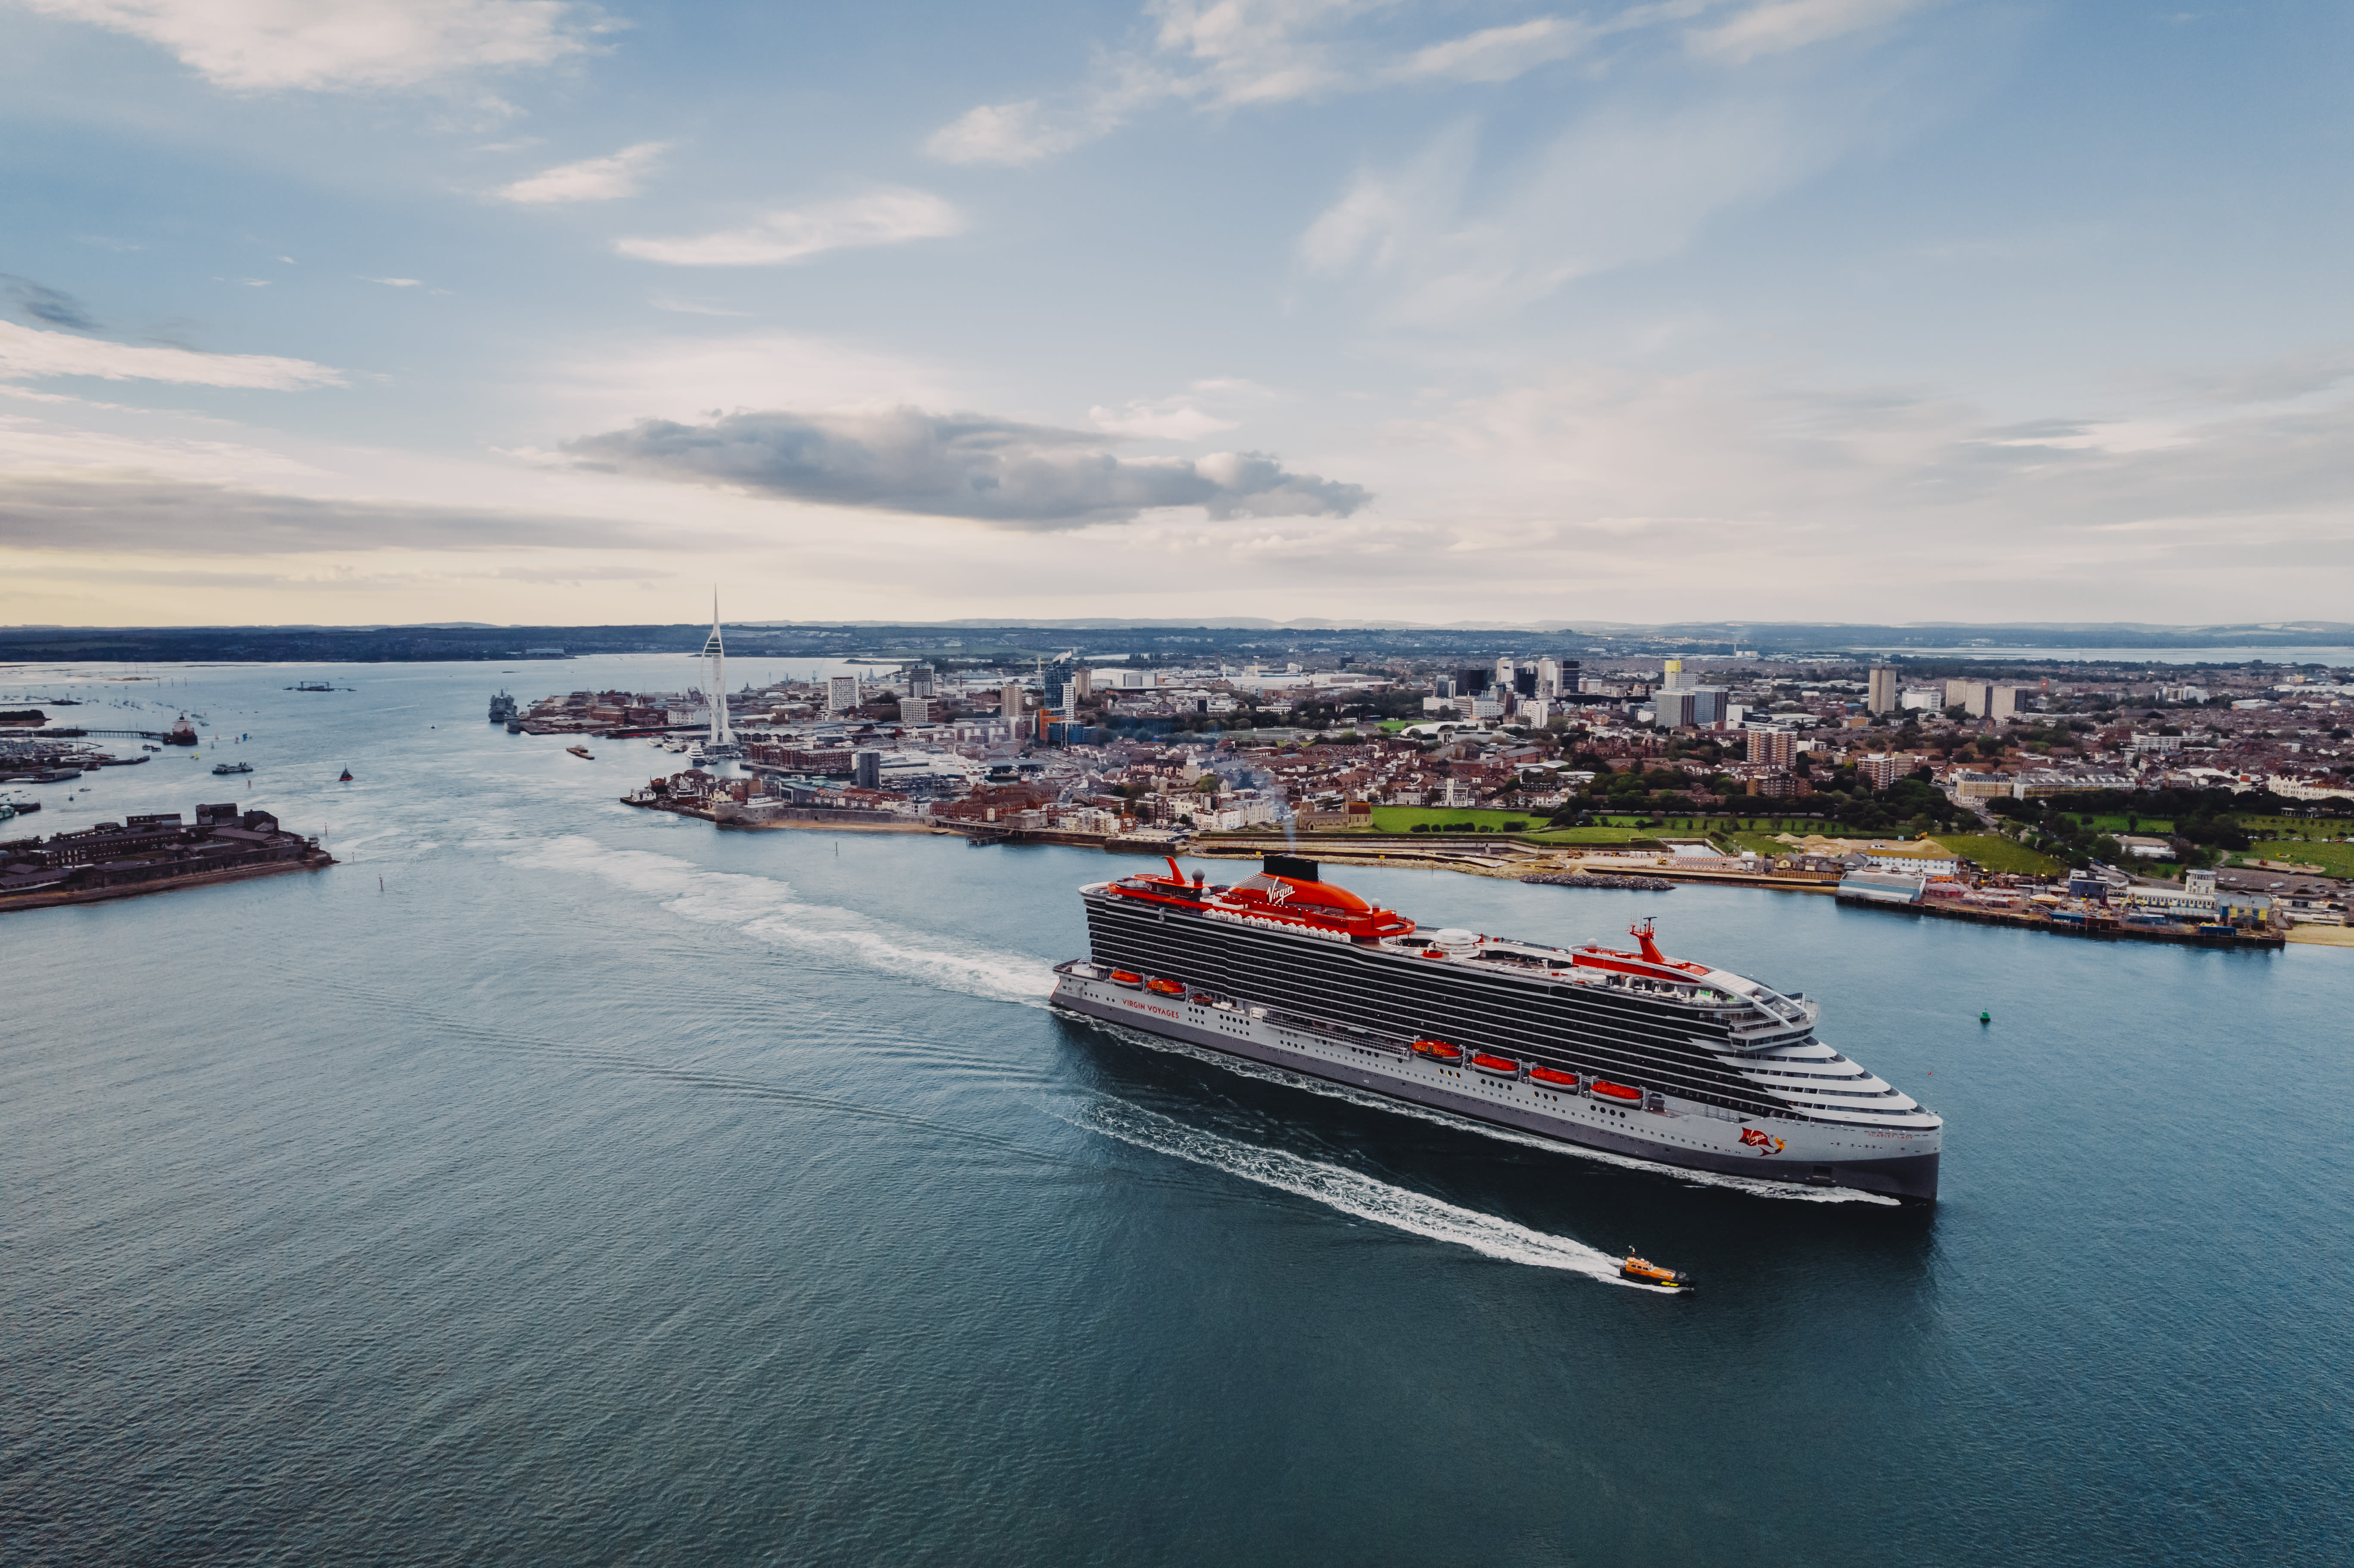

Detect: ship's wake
[1068,1011,1899,1206]
[1063,1097,1646,1282]
[502,835,1058,1006]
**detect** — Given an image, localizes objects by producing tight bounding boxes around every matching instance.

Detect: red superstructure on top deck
[1104,855,1418,945]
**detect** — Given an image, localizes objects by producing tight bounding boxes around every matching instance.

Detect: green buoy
[1980,1011,1992,1025]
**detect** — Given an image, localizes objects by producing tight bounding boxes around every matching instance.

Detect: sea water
[3,658,2348,1565]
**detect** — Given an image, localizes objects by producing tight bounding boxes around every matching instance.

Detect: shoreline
[0,854,335,913]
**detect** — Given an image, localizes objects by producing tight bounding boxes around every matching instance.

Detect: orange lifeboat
[1590,1079,1642,1104]
[1469,1052,1520,1078]
[1410,1039,1463,1064]
[1529,1066,1579,1089]
[1109,971,1143,989]
[1620,1254,1695,1291]
[1145,977,1186,997]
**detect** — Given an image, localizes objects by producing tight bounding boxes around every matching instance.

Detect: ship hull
[1052,971,1940,1204]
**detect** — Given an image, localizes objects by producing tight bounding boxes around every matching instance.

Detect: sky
[3,0,2351,629]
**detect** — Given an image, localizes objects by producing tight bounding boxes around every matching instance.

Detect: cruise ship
[1052,855,1940,1203]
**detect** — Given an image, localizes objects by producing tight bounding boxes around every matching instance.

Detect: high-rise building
[999,681,1024,720]
[901,696,936,724]
[1661,658,1691,691]
[1071,667,1093,700]
[908,663,936,698]
[1752,729,1797,767]
[1691,687,1728,727]
[827,675,859,714]
[853,750,881,789]
[1535,656,1560,697]
[1989,684,2022,721]
[1944,678,1993,718]
[1457,667,1490,696]
[1044,657,1076,711]
[1868,664,1898,716]
[1495,654,1515,690]
[1514,666,1538,697]
[1653,690,1697,728]
[1857,753,1905,790]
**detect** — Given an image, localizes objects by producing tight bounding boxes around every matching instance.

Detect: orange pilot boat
[1620,1254,1695,1291]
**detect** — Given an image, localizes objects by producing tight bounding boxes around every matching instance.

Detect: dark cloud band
[560,406,1372,528]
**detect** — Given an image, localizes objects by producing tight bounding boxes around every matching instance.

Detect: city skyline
[5,0,2352,626]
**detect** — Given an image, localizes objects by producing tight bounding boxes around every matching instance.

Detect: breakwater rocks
[1520,871,1676,892]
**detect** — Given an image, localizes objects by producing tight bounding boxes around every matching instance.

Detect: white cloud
[1385,18,1591,84]
[1090,400,1241,440]
[20,0,596,92]
[0,320,345,389]
[362,275,423,286]
[922,3,1718,167]
[1688,0,1928,63]
[614,189,966,267]
[1298,78,1899,323]
[497,140,669,203]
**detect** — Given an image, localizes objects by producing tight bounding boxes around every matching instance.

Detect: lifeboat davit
[1109,971,1143,989]
[1529,1066,1579,1089]
[1145,977,1185,997]
[1620,1254,1695,1291]
[1590,1079,1642,1104]
[1469,1052,1520,1078]
[1410,1038,1462,1064]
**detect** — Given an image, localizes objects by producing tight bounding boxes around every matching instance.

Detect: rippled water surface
[5,658,2349,1565]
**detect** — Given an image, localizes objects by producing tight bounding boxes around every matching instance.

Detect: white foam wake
[1065,1096,1645,1282]
[505,835,1057,1005]
[1069,1013,1899,1206]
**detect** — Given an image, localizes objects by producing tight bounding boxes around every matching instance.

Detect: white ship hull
[1051,966,1942,1201]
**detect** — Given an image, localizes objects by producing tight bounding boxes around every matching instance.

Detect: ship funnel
[1262,852,1320,883]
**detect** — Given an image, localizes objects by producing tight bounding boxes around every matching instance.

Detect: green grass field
[1941,834,2071,876]
[2051,814,2176,834]
[1358,806,1656,844]
[2234,840,2354,877]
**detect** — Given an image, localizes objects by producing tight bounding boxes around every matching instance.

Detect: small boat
[1145,977,1185,997]
[211,761,252,775]
[1469,1052,1520,1078]
[289,680,337,693]
[338,768,354,781]
[1529,1066,1579,1089]
[566,745,594,760]
[2196,922,2236,938]
[1410,1038,1463,1064]
[1109,970,1144,989]
[505,718,524,734]
[1620,1254,1695,1291]
[1590,1079,1643,1104]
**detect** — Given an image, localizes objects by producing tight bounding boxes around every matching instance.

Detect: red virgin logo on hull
[1739,1127,1787,1155]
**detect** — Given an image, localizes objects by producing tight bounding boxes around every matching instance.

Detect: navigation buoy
[1979,1011,1992,1025]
